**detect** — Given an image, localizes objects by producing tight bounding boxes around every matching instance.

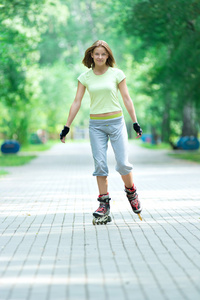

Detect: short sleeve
[77,72,87,86]
[116,69,126,84]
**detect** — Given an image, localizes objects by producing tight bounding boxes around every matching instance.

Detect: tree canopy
[0,0,199,144]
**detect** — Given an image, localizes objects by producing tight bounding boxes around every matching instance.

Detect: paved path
[0,141,200,300]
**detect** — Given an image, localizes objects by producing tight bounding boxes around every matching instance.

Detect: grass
[0,169,9,176]
[0,140,58,167]
[136,141,171,150]
[21,140,59,152]
[169,151,200,163]
[0,139,86,167]
[0,155,37,166]
[136,140,200,163]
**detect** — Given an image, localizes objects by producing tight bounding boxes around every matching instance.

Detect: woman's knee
[93,160,109,176]
[115,162,133,175]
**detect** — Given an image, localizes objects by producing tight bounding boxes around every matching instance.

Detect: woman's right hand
[60,126,70,143]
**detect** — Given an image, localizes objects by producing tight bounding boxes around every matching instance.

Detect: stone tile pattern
[0,142,200,300]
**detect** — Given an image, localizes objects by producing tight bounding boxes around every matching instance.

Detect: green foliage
[0,0,46,143]
[0,0,200,146]
[108,0,200,140]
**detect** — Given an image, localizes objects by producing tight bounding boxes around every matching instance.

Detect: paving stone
[0,141,200,300]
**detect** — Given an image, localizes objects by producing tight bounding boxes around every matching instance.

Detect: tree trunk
[182,102,197,137]
[161,110,170,142]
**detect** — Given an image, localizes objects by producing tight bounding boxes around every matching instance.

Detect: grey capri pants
[89,116,133,176]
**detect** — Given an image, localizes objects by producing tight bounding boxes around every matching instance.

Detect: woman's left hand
[133,123,142,138]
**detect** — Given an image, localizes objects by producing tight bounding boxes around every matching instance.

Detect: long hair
[82,40,116,68]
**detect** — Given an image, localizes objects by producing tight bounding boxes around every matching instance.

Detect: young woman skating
[60,40,143,224]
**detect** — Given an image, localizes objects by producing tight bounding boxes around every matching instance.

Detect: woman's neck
[93,65,109,75]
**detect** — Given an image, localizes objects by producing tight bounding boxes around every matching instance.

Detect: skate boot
[92,193,112,225]
[125,185,142,221]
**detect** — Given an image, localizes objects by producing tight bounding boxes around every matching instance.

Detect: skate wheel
[138,213,142,221]
[107,216,112,223]
[92,215,111,225]
[96,218,101,225]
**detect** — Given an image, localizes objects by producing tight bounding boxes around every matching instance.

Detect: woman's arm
[118,78,142,137]
[61,81,86,143]
[118,78,137,123]
[66,81,86,127]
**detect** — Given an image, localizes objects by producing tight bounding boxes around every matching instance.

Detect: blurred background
[0,0,200,148]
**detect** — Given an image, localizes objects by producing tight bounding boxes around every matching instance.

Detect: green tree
[106,0,200,141]
[0,0,69,144]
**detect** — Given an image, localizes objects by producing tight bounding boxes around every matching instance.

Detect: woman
[60,40,143,224]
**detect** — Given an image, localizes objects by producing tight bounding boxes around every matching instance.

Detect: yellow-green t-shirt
[77,67,126,114]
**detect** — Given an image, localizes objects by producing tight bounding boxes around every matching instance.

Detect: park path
[0,141,200,300]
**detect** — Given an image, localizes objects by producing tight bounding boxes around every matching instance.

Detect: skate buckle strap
[125,185,137,193]
[96,203,107,213]
[125,187,137,198]
[129,194,140,210]
[97,193,111,203]
[130,198,139,207]
[125,187,140,208]
[127,192,137,200]
[127,192,139,204]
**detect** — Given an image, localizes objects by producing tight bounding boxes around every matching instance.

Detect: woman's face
[91,46,109,67]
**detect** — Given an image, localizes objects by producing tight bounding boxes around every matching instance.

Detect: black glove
[133,122,142,136]
[60,126,70,140]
